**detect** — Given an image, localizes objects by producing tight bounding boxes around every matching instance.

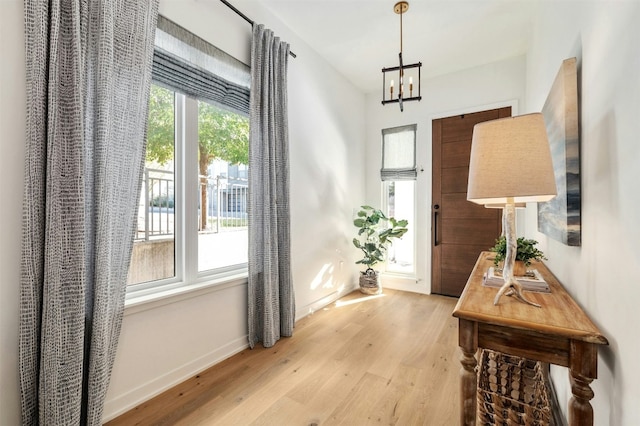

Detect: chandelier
[381,1,422,112]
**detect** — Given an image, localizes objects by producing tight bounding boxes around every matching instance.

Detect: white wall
[524,2,640,425]
[364,55,527,294]
[0,0,366,423]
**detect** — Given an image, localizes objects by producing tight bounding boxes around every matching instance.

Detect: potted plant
[490,236,547,276]
[352,205,408,294]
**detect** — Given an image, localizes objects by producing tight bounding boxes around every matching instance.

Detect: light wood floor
[106,289,461,426]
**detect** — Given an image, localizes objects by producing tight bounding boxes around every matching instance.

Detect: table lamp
[467,113,557,306]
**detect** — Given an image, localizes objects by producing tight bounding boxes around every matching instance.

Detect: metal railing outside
[201,175,248,233]
[136,168,175,241]
[135,168,248,241]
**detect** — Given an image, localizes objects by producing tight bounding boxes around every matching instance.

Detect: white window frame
[381,180,417,277]
[125,92,249,304]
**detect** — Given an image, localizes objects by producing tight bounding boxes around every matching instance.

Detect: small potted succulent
[490,236,547,276]
[352,205,408,294]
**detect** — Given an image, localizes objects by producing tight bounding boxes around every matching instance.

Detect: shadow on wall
[599,343,619,424]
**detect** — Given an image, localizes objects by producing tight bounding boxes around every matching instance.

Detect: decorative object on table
[352,205,408,294]
[490,236,547,277]
[467,113,557,307]
[537,57,581,246]
[381,1,422,112]
[483,268,550,293]
[476,349,552,425]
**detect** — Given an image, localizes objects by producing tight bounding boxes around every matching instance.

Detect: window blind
[381,124,417,181]
[152,15,250,115]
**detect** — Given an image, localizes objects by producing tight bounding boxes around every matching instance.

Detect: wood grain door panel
[441,167,469,193]
[441,141,472,168]
[440,219,500,246]
[441,193,497,220]
[441,109,502,142]
[441,244,490,272]
[439,270,470,297]
[440,243,495,297]
[431,107,511,297]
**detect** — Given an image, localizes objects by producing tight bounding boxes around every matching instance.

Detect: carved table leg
[569,340,597,426]
[569,371,595,425]
[459,319,478,426]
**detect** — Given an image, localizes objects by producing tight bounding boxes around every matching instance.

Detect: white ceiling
[259,0,538,94]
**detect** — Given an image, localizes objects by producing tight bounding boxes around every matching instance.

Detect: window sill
[124,271,248,316]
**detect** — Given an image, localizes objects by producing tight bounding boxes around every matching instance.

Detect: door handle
[433,204,440,246]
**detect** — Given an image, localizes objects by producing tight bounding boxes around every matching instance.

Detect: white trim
[124,272,248,316]
[380,273,429,294]
[295,284,357,321]
[183,96,200,283]
[175,93,186,283]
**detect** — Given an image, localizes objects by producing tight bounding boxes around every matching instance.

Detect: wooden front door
[431,107,511,297]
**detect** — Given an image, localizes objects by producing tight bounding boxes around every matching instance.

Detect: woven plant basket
[359,270,381,295]
[477,350,551,426]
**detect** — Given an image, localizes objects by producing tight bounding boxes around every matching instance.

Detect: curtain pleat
[20,0,158,424]
[248,24,295,349]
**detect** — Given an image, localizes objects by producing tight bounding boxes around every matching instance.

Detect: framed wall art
[537,57,581,246]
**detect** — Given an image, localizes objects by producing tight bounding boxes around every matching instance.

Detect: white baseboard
[102,335,249,423]
[295,283,358,321]
[380,274,430,295]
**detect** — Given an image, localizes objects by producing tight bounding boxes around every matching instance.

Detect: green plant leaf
[353,205,409,269]
[489,236,547,267]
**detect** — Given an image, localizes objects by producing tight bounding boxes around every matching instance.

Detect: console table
[452,252,608,425]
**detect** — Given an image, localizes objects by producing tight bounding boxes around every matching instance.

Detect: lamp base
[493,202,541,308]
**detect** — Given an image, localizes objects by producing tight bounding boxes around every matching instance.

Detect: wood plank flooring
[105,289,461,426]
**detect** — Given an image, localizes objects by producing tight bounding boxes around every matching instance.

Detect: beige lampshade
[467,113,557,205]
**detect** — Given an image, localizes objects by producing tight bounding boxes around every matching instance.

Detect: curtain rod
[219,0,297,58]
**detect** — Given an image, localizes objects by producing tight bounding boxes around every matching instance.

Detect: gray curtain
[248,24,295,349]
[20,0,158,424]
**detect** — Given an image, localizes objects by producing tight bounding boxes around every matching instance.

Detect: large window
[127,16,250,294]
[381,125,417,275]
[127,85,249,289]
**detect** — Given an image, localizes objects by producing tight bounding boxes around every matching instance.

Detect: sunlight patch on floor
[334,293,386,307]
